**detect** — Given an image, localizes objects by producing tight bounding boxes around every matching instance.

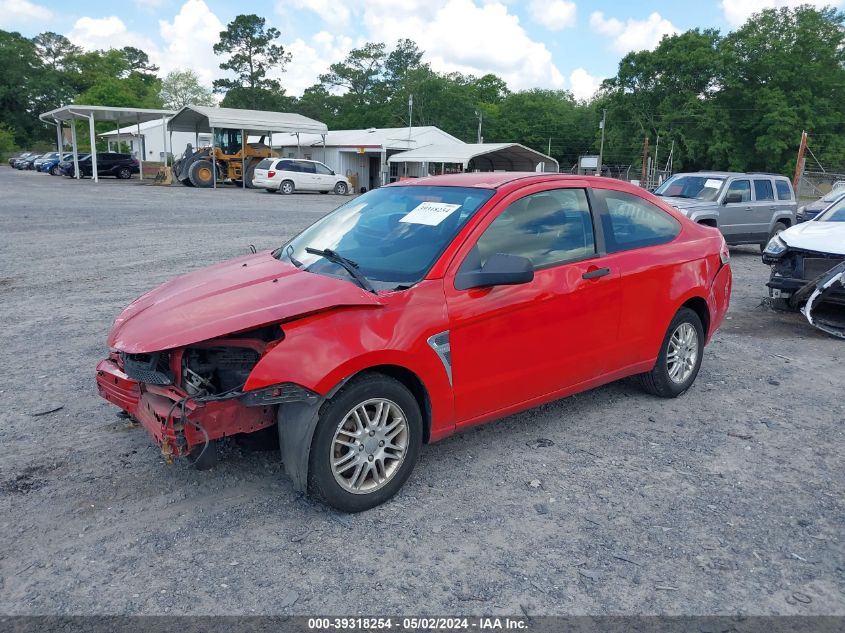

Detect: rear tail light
[719,239,730,265]
[268,170,276,178]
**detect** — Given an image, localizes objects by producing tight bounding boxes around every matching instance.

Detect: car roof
[388,172,596,189]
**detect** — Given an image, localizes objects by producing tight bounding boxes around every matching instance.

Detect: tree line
[2,5,845,176]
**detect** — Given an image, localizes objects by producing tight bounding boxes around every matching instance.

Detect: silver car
[654,172,797,248]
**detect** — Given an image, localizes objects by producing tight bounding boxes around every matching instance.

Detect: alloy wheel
[331,398,408,494]
[666,322,698,384]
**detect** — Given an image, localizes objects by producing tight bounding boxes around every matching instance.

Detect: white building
[274,126,465,192]
[100,119,211,163]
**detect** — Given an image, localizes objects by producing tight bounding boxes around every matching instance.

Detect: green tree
[213,14,290,109]
[319,42,387,108]
[0,30,44,145]
[32,32,80,69]
[160,69,215,109]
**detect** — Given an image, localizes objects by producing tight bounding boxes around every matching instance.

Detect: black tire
[188,159,214,188]
[761,221,788,251]
[308,373,422,512]
[279,180,295,195]
[116,167,132,179]
[181,178,194,187]
[244,161,258,189]
[639,307,704,398]
[334,181,348,195]
[187,439,218,470]
[50,166,60,176]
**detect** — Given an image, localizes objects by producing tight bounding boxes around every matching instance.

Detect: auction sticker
[704,178,722,189]
[400,202,462,226]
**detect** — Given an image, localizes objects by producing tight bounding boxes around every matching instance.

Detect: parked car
[60,152,138,179]
[654,171,797,248]
[797,184,845,223]
[763,198,845,337]
[8,152,33,167]
[97,173,732,511]
[40,153,73,175]
[58,154,90,177]
[252,158,351,195]
[32,152,62,172]
[16,154,42,170]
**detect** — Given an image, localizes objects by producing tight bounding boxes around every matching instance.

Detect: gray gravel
[0,168,843,616]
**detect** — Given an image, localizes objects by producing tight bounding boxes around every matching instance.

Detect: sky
[1,0,842,101]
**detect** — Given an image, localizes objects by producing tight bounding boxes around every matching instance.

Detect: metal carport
[166,106,328,189]
[387,143,559,174]
[39,105,175,182]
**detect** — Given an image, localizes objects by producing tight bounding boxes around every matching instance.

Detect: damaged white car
[763,200,845,338]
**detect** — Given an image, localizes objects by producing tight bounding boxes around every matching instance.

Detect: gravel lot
[0,168,843,616]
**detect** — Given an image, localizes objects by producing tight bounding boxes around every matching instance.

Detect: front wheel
[760,221,788,251]
[50,166,60,176]
[334,181,349,195]
[639,307,704,398]
[308,373,422,512]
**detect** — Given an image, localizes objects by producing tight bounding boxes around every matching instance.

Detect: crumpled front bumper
[96,356,276,458]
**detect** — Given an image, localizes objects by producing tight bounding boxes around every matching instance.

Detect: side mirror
[724,192,743,204]
[455,253,534,290]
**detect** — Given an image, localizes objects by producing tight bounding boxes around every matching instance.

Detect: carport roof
[167,105,328,135]
[388,143,558,171]
[39,105,175,124]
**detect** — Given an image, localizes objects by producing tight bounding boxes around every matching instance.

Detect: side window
[314,163,333,175]
[473,188,595,269]
[775,180,793,200]
[599,190,680,253]
[298,161,316,174]
[754,179,774,201]
[725,179,751,202]
[277,160,296,171]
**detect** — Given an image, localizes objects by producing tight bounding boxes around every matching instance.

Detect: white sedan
[253,158,351,195]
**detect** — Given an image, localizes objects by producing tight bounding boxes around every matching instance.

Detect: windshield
[821,187,845,203]
[654,175,726,201]
[816,198,845,222]
[277,185,495,289]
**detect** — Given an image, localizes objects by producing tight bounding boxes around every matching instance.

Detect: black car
[8,152,33,167]
[61,152,139,179]
[16,154,42,170]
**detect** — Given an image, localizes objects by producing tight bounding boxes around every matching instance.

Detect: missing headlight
[182,346,260,396]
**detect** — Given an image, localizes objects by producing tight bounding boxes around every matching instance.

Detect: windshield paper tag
[400,202,462,226]
[704,179,722,189]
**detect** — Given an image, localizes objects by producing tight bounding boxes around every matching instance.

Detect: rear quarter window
[597,190,680,253]
[256,159,274,169]
[775,180,793,200]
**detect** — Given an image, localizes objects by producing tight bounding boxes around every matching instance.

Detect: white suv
[253,158,351,195]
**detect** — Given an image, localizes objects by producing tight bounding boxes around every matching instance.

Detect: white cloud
[67,16,158,53]
[278,0,352,29]
[364,0,565,90]
[719,0,844,26]
[0,0,51,28]
[569,68,602,101]
[529,0,576,30]
[157,0,224,86]
[589,11,678,53]
[279,32,354,96]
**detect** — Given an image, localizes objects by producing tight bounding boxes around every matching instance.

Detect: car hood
[659,196,715,213]
[781,221,845,256]
[108,251,383,354]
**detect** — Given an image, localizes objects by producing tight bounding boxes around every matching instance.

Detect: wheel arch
[680,295,710,338]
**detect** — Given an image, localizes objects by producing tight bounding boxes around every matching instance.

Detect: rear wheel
[188,159,214,188]
[639,307,704,398]
[279,180,295,195]
[308,373,422,512]
[116,166,132,179]
[334,181,348,195]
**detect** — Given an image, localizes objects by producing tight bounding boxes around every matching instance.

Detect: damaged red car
[97,174,732,512]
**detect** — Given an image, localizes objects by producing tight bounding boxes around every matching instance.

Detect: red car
[97,174,732,512]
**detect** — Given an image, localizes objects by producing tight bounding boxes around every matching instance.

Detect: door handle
[582,267,611,280]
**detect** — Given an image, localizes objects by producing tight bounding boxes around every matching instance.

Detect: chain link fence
[797,169,845,203]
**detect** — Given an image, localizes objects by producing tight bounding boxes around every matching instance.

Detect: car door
[314,162,336,191]
[718,178,752,241]
[96,153,117,175]
[591,186,685,369]
[296,161,318,190]
[751,177,778,240]
[444,184,621,425]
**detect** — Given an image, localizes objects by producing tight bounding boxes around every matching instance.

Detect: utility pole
[597,109,607,176]
[475,110,483,144]
[793,130,808,190]
[406,94,413,176]
[640,136,649,184]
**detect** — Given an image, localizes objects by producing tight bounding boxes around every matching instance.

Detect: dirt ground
[0,168,842,616]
